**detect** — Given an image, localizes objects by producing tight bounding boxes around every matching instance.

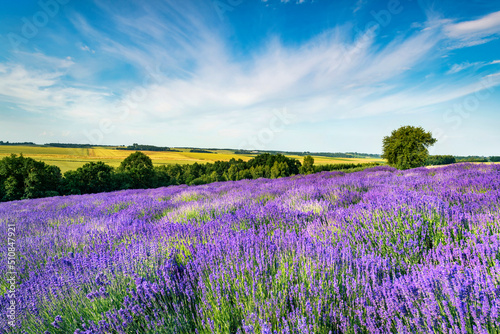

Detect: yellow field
[285,155,382,165]
[0,146,384,173]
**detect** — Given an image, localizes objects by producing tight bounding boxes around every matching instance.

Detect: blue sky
[0,0,499,155]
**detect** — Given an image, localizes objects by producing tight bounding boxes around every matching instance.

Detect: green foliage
[455,156,489,163]
[490,156,500,162]
[116,143,179,152]
[313,162,380,173]
[154,165,173,187]
[246,153,301,175]
[250,165,265,179]
[0,176,4,200]
[238,169,252,180]
[190,149,215,153]
[3,175,19,201]
[300,155,315,174]
[270,161,289,178]
[426,155,456,166]
[45,143,93,148]
[118,151,155,189]
[382,126,437,170]
[0,141,36,146]
[0,154,62,201]
[225,165,239,181]
[63,162,116,194]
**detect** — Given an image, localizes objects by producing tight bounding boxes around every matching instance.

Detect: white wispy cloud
[445,10,500,38]
[353,0,366,14]
[69,5,461,128]
[0,53,112,121]
[444,10,500,48]
[274,0,309,3]
[80,45,95,54]
[447,62,481,74]
[2,1,500,148]
[446,59,500,75]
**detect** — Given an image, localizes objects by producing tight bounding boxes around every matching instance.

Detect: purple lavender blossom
[1,163,499,333]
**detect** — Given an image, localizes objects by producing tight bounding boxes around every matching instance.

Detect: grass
[0,145,384,172]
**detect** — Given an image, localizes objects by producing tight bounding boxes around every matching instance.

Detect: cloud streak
[0,53,111,121]
[1,0,500,152]
[445,10,500,38]
[444,10,500,48]
[65,2,496,128]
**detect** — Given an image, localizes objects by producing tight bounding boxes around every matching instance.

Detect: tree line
[426,156,500,164]
[115,143,179,152]
[0,152,379,202]
[0,141,37,146]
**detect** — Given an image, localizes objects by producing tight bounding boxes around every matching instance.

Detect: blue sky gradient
[0,0,499,155]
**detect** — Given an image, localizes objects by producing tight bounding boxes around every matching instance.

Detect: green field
[0,146,384,172]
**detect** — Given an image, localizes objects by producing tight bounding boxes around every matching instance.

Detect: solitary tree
[382,126,437,170]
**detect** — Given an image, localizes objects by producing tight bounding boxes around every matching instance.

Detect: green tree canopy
[225,165,239,181]
[247,153,301,175]
[300,155,315,174]
[271,161,289,178]
[426,155,456,166]
[63,161,115,194]
[118,151,155,189]
[0,154,62,201]
[382,126,437,170]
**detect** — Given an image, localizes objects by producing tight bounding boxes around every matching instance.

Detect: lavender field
[2,163,500,333]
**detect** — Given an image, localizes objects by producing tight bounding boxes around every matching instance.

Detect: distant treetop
[116,143,179,152]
